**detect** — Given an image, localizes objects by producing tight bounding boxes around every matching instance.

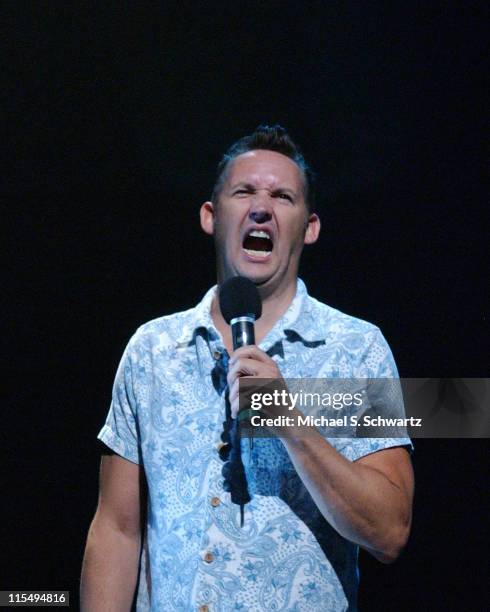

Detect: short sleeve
[97,338,141,464]
[348,327,413,462]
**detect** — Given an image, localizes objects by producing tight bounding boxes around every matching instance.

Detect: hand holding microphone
[219,276,281,418]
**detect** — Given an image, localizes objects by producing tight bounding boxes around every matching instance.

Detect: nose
[249,209,271,224]
[249,191,272,224]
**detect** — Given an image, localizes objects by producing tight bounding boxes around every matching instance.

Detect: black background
[3,2,488,610]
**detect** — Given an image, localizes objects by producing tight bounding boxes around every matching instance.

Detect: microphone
[219,276,262,350]
[218,276,262,526]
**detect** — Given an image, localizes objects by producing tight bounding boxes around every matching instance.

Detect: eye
[233,188,253,196]
[276,192,293,202]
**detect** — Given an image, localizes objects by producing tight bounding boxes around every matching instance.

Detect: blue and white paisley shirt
[99,279,411,612]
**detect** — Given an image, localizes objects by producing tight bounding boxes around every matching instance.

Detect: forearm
[228,348,412,561]
[281,430,411,562]
[80,514,141,612]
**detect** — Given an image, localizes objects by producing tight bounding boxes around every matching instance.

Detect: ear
[304,213,321,245]
[200,201,215,235]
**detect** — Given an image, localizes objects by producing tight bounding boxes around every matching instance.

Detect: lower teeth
[244,248,270,258]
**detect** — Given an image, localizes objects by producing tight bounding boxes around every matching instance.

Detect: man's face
[200,149,320,294]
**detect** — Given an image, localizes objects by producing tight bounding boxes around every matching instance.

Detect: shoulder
[304,293,382,341]
[125,304,201,357]
[301,293,397,375]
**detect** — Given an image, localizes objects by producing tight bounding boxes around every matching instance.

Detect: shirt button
[199,605,209,612]
[210,496,221,507]
[203,551,214,563]
[213,350,222,360]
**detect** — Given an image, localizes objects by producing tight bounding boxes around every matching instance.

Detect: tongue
[243,236,272,252]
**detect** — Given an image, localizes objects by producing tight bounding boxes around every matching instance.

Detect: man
[81,125,414,611]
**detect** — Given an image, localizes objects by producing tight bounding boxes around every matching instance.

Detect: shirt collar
[176,278,327,350]
[175,285,218,347]
[259,278,327,351]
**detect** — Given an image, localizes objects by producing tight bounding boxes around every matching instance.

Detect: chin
[236,265,275,285]
[220,254,282,288]
[253,275,275,287]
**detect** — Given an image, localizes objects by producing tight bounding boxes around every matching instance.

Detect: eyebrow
[229,181,298,197]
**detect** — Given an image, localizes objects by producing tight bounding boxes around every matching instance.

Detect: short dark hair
[211,125,316,212]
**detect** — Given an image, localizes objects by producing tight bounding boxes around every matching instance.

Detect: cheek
[215,212,244,243]
[285,220,308,248]
[214,222,237,256]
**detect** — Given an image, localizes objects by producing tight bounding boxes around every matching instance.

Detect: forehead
[225,149,304,191]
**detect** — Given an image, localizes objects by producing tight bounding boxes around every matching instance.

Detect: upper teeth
[249,230,270,239]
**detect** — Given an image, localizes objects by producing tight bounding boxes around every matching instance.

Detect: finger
[227,357,260,387]
[227,364,281,395]
[230,378,251,418]
[229,355,281,379]
[227,362,282,393]
[229,381,240,418]
[229,345,271,365]
[229,378,240,405]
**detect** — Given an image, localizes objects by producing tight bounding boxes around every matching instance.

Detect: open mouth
[242,229,273,258]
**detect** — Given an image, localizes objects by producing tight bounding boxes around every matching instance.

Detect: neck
[211,279,297,354]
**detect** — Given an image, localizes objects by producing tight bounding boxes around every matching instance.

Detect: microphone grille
[219,276,262,324]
